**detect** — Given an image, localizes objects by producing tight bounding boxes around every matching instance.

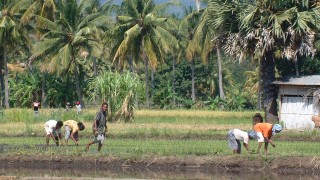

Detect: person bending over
[44,120,63,146]
[254,123,282,155]
[64,120,85,146]
[228,129,257,154]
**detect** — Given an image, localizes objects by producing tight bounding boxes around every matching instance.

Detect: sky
[100,0,197,6]
[99,0,204,16]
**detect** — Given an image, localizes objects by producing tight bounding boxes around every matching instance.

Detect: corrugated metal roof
[272,75,320,86]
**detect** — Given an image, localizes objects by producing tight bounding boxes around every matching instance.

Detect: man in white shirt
[44,120,63,147]
[75,101,81,115]
[227,129,257,154]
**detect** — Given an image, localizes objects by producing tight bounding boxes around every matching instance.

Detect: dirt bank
[1,155,320,175]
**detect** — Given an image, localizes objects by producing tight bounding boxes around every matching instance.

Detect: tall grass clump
[2,108,34,123]
[87,71,144,122]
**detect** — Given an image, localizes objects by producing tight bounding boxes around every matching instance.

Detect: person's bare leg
[86,141,95,151]
[98,143,102,151]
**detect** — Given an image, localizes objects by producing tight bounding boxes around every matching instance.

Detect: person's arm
[94,120,97,131]
[264,134,275,147]
[58,132,62,140]
[94,112,101,131]
[243,143,250,152]
[50,132,57,142]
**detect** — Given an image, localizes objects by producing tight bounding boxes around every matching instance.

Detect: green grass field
[1,109,320,158]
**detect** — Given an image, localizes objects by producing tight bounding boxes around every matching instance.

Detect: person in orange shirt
[254,123,282,155]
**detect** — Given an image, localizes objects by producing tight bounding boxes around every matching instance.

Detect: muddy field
[1,154,320,175]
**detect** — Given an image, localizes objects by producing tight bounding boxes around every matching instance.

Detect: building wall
[280,96,315,129]
[278,85,319,129]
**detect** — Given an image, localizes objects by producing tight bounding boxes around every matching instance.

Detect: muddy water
[1,168,319,180]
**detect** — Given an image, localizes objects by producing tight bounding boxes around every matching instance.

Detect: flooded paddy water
[2,139,320,179]
[2,155,320,180]
[1,167,320,180]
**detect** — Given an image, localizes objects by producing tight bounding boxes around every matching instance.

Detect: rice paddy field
[1,108,320,157]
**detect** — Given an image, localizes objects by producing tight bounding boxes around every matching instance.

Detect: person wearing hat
[75,101,82,115]
[254,123,282,155]
[64,120,85,146]
[227,129,257,154]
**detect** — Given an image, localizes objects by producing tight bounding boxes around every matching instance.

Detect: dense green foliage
[0,0,319,120]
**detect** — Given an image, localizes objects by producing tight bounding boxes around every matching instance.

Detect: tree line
[1,0,320,121]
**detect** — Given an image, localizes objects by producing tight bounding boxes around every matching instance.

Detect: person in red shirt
[254,123,282,155]
[32,101,41,113]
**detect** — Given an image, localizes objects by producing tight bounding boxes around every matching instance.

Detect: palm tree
[112,0,177,107]
[211,67,235,97]
[29,0,110,107]
[14,0,57,25]
[166,16,187,106]
[223,0,320,121]
[183,7,215,101]
[0,0,29,108]
[244,67,261,109]
[195,0,242,101]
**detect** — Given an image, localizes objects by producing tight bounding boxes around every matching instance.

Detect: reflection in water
[1,167,320,180]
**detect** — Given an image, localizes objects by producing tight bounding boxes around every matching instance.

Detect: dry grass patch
[136,110,259,118]
[109,123,252,131]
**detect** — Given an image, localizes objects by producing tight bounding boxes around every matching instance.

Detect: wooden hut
[273,75,320,129]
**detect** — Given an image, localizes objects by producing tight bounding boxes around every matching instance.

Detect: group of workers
[44,107,281,155]
[228,113,283,155]
[44,103,108,151]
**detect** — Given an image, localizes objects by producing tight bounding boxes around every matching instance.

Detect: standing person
[254,123,282,155]
[44,120,63,147]
[32,101,41,113]
[86,102,108,152]
[228,129,257,154]
[66,102,71,111]
[75,101,81,115]
[64,120,85,146]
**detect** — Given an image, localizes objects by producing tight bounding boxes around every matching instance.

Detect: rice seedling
[2,137,320,157]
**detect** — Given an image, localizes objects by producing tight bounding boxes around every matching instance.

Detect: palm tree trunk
[144,56,150,108]
[172,57,176,106]
[294,59,299,76]
[151,69,155,106]
[216,44,225,100]
[74,64,85,108]
[195,0,201,12]
[129,54,134,73]
[261,52,278,122]
[41,73,47,108]
[0,57,4,107]
[257,62,262,110]
[191,59,195,102]
[3,47,9,109]
[93,57,98,76]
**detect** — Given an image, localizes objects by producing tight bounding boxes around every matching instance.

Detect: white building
[273,75,320,129]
